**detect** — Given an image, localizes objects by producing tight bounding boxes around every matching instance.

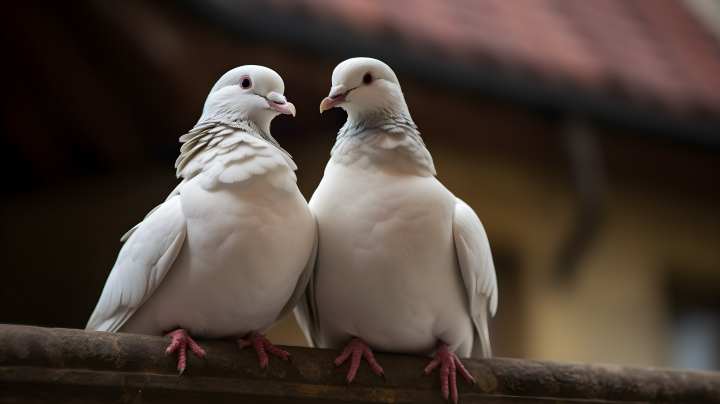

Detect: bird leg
[423,341,475,404]
[238,331,291,370]
[163,328,207,377]
[335,337,386,387]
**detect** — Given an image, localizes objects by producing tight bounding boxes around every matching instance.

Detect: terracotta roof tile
[636,0,720,112]
[260,0,720,117]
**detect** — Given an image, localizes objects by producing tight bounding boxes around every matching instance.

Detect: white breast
[310,160,473,355]
[119,129,315,339]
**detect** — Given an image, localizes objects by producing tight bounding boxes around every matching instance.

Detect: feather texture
[296,57,497,361]
[175,123,297,191]
[86,65,317,345]
[86,195,187,332]
[331,108,435,177]
[453,198,498,358]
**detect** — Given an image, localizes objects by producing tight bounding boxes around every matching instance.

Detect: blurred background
[2,0,719,371]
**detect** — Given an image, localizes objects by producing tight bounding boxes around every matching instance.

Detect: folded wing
[86,195,187,332]
[453,198,498,358]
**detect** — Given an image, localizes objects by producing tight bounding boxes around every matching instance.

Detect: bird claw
[203,352,208,366]
[424,341,476,404]
[334,338,385,385]
[381,371,387,383]
[163,329,205,377]
[238,332,288,371]
[286,353,293,366]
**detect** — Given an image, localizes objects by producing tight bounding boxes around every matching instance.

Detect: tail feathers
[470,300,493,358]
[293,292,320,348]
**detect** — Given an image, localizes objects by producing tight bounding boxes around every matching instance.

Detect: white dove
[86,65,317,376]
[294,58,498,403]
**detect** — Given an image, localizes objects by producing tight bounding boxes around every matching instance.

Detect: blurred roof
[193,0,720,143]
[292,0,720,115]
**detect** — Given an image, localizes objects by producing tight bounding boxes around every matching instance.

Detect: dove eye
[362,72,374,85]
[239,76,252,89]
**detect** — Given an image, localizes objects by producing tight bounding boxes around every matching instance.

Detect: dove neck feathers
[331,90,436,177]
[173,121,298,192]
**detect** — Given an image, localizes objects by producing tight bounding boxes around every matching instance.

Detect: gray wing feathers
[86,195,187,332]
[273,220,318,327]
[453,198,498,358]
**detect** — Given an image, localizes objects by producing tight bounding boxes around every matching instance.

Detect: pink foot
[238,332,291,370]
[335,338,386,387]
[163,329,207,377]
[423,341,475,404]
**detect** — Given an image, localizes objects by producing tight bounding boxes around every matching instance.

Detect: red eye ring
[362,71,374,85]
[239,76,252,89]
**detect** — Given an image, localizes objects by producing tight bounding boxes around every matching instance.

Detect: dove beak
[320,92,347,113]
[267,99,296,117]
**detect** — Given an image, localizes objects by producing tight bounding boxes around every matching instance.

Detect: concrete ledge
[1,324,718,403]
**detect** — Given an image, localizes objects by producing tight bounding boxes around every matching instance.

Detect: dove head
[198,65,295,134]
[320,57,407,121]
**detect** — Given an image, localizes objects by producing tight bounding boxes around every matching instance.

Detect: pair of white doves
[86,58,498,404]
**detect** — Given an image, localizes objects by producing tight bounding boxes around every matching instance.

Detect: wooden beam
[1,324,718,403]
